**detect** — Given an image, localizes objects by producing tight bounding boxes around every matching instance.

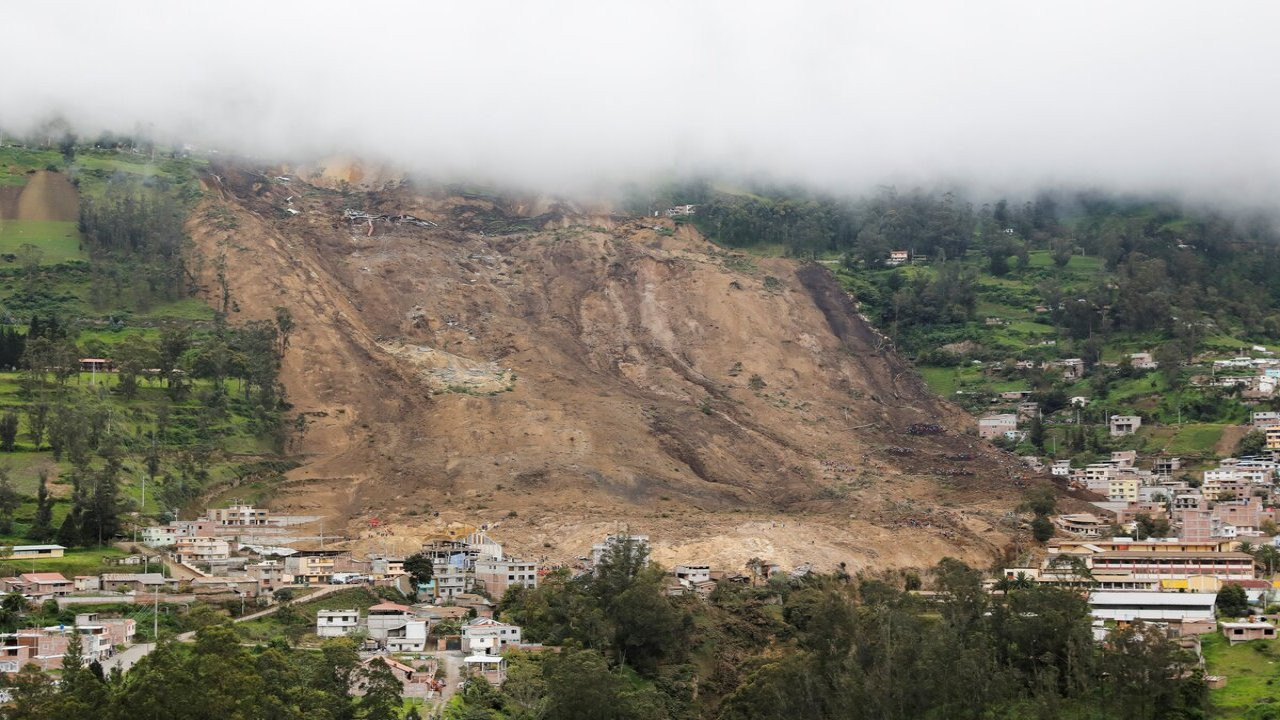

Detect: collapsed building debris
[342,208,438,228]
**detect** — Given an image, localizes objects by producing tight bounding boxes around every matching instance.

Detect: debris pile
[342,209,438,227]
[906,423,945,435]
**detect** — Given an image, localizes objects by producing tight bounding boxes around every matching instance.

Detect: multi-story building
[1180,508,1213,542]
[141,526,177,547]
[473,558,538,598]
[316,609,360,637]
[1109,415,1142,437]
[367,602,416,641]
[978,414,1018,440]
[1267,426,1280,451]
[461,617,523,654]
[283,551,341,584]
[174,537,231,564]
[1107,476,1139,503]
[1086,551,1254,581]
[207,504,270,526]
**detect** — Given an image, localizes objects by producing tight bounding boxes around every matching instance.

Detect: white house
[385,620,428,653]
[461,617,522,654]
[316,609,361,638]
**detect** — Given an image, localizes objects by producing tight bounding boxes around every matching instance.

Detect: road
[100,584,348,672]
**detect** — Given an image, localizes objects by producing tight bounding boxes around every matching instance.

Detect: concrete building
[1222,620,1277,644]
[207,504,270,526]
[1109,415,1142,437]
[141,526,177,547]
[1,545,65,560]
[174,537,231,564]
[978,414,1018,440]
[591,534,650,567]
[386,620,428,653]
[316,609,361,638]
[1107,477,1140,503]
[473,558,538,598]
[284,551,342,584]
[1253,412,1280,429]
[461,617,523,654]
[1088,591,1216,635]
[366,602,415,641]
[1267,426,1280,451]
[674,565,712,584]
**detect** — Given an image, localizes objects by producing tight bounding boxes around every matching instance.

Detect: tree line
[445,540,1206,720]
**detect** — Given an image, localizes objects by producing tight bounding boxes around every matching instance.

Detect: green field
[0,546,131,579]
[0,220,85,264]
[1165,424,1226,455]
[1203,632,1280,719]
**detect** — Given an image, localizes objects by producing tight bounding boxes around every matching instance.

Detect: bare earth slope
[191,166,1031,572]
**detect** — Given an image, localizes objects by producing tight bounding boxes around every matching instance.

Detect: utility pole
[153,590,159,645]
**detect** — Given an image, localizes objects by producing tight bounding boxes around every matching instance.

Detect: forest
[682,184,1280,356]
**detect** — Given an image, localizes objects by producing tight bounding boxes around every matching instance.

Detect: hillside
[0,142,286,566]
[189,164,1031,571]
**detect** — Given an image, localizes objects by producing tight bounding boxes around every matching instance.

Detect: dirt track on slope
[1,171,80,221]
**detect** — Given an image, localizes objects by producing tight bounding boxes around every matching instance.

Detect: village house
[360,656,439,699]
[1155,457,1183,476]
[73,576,100,592]
[452,593,495,619]
[1180,508,1213,542]
[1222,620,1277,644]
[1254,412,1280,429]
[886,249,910,266]
[316,609,361,638]
[141,526,177,547]
[591,534,650,566]
[1109,415,1142,437]
[1051,460,1071,477]
[473,557,538,598]
[673,565,710,584]
[174,536,231,564]
[461,617,523,654]
[0,545,65,560]
[1107,476,1140,503]
[1267,426,1280,451]
[371,555,405,577]
[1088,591,1217,636]
[100,573,174,593]
[74,613,135,647]
[1017,402,1040,420]
[283,550,342,585]
[977,413,1017,440]
[6,573,72,602]
[386,620,429,653]
[1053,513,1107,538]
[1059,358,1085,380]
[246,560,287,591]
[206,504,270,526]
[366,602,418,642]
[1129,352,1158,369]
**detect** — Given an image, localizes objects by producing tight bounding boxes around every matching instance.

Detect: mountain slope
[189,165,1031,571]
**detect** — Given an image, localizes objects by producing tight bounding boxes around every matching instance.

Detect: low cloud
[3,1,1278,201]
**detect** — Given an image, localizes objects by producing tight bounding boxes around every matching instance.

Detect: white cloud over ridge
[2,1,1278,201]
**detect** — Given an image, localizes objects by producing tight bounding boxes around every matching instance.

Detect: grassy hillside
[0,142,287,546]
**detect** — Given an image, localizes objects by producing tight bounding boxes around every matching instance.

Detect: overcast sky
[2,1,1278,200]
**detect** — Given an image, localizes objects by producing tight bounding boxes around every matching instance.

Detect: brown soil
[189,165,1038,573]
[2,171,80,221]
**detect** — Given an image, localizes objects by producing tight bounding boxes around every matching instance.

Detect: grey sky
[2,1,1278,199]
